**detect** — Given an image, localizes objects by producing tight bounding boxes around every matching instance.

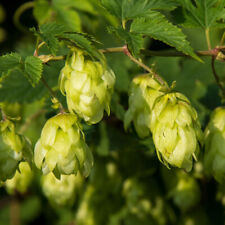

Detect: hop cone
[59,48,115,124]
[0,120,33,181]
[204,107,225,182]
[124,74,168,138]
[5,162,33,194]
[34,113,93,177]
[42,172,82,206]
[150,92,202,171]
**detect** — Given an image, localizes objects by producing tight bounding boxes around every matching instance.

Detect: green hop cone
[42,172,82,206]
[5,162,33,195]
[34,113,93,177]
[124,74,168,138]
[150,92,203,171]
[0,120,33,181]
[204,107,225,182]
[59,48,115,124]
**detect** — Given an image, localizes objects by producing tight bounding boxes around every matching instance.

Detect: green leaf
[55,8,81,32]
[52,0,96,14]
[0,61,62,103]
[38,23,67,54]
[40,22,66,36]
[101,0,177,20]
[59,32,104,62]
[178,0,225,29]
[130,11,201,61]
[101,0,122,19]
[24,56,43,86]
[0,53,22,77]
[33,0,51,25]
[108,27,143,56]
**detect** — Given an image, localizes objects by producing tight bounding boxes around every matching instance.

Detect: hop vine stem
[122,45,167,87]
[34,43,65,113]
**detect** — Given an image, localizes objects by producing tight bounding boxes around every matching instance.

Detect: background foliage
[0,0,224,224]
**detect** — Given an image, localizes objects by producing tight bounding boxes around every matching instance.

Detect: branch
[38,46,225,64]
[122,45,168,87]
[100,47,220,57]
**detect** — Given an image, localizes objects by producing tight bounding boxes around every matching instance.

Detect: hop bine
[34,113,93,177]
[59,48,115,124]
[150,92,203,171]
[124,74,168,138]
[204,107,225,182]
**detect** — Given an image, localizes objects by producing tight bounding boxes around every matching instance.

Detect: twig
[100,47,124,53]
[99,47,221,57]
[34,42,66,113]
[211,56,225,98]
[38,55,66,63]
[38,47,225,64]
[34,42,46,57]
[122,45,167,87]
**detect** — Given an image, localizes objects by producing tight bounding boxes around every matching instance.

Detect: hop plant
[34,113,93,177]
[5,162,33,195]
[0,120,33,181]
[124,74,168,138]
[150,92,203,171]
[59,48,115,124]
[42,172,82,206]
[204,107,225,182]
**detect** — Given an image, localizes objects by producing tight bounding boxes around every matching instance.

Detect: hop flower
[124,74,168,138]
[204,107,225,182]
[5,162,33,194]
[34,113,93,177]
[0,120,33,181]
[59,48,115,124]
[150,92,202,171]
[42,172,82,206]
